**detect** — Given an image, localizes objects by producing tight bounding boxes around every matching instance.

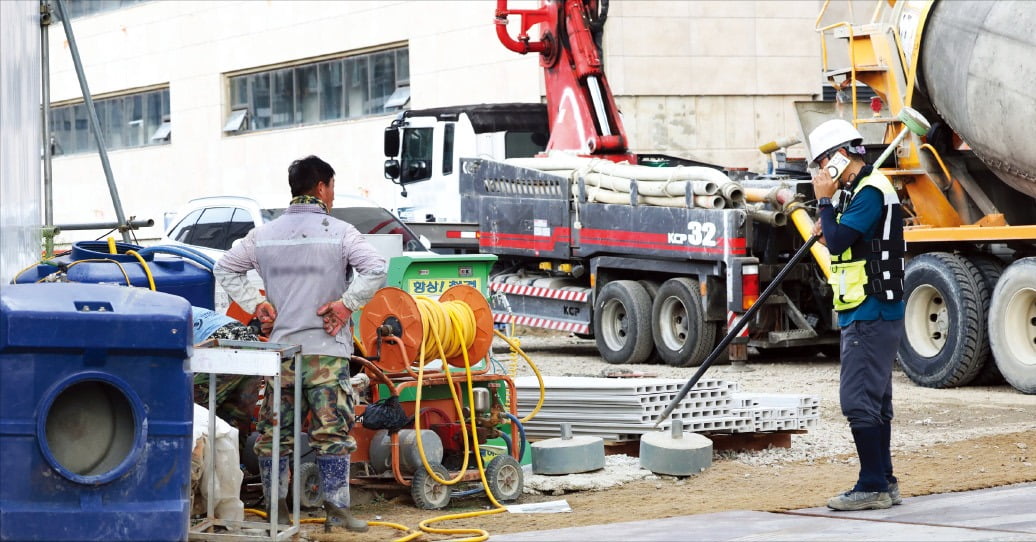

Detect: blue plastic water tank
[0,283,193,541]
[13,241,215,309]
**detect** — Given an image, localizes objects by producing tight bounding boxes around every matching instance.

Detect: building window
[49,87,170,155]
[225,46,409,135]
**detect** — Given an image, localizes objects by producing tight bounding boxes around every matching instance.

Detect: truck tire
[638,280,663,364]
[988,258,1036,394]
[898,253,986,388]
[594,280,654,364]
[651,278,717,367]
[965,254,1005,385]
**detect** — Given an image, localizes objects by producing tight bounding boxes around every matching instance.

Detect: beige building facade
[45,0,864,243]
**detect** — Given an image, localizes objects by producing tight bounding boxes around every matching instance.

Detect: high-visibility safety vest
[829,170,905,312]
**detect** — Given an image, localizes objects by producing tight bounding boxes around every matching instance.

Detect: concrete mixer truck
[810,0,1036,393]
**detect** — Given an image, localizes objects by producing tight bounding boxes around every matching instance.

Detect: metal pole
[52,0,131,242]
[54,218,154,231]
[40,1,55,256]
[654,234,822,427]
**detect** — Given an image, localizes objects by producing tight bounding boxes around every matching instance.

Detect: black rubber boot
[317,454,368,533]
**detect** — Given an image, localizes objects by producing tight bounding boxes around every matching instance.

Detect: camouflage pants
[193,323,262,443]
[254,354,357,457]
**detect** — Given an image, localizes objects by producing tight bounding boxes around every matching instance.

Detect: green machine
[385,253,498,298]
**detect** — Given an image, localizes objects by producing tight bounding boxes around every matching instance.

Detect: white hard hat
[807,119,863,166]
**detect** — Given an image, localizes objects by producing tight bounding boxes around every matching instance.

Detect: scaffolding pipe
[40,1,55,256]
[54,218,154,232]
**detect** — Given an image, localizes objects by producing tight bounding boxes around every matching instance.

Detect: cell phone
[826,152,851,181]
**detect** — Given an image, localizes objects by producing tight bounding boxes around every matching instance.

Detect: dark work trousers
[839,318,904,429]
[840,317,904,491]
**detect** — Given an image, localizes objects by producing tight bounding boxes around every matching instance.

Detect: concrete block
[640,422,713,476]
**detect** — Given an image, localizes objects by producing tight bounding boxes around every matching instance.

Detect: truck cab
[383,104,548,251]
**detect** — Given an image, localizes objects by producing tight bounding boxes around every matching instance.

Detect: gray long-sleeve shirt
[214,203,387,357]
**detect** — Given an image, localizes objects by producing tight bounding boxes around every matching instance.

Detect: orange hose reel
[358,285,494,372]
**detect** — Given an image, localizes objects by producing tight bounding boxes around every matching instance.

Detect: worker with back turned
[214,155,387,532]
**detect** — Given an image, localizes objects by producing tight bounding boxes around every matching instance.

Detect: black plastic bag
[360,395,412,433]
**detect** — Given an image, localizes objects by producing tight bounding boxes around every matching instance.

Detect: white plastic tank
[0,0,42,286]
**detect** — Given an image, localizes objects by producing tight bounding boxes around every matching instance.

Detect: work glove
[317,299,352,337]
[255,301,277,336]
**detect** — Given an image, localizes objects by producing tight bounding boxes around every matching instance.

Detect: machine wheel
[288,461,323,509]
[485,454,524,503]
[594,280,654,364]
[652,278,717,367]
[637,280,660,299]
[898,253,986,388]
[637,280,663,364]
[411,463,451,510]
[989,258,1036,394]
[966,254,1005,385]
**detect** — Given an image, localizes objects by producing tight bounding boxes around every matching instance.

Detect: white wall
[45,0,852,244]
[46,1,541,243]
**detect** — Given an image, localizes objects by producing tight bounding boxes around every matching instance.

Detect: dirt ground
[288,331,1036,541]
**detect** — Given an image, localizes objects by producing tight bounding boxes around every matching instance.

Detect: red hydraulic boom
[495,0,635,162]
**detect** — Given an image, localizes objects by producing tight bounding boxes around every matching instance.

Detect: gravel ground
[502,331,1036,465]
[298,329,1036,541]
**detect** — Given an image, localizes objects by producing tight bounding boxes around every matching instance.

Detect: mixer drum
[918,0,1036,199]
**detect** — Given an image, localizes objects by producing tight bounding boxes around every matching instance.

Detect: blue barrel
[13,241,215,309]
[0,283,193,541]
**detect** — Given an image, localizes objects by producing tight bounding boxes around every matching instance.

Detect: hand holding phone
[826,152,851,181]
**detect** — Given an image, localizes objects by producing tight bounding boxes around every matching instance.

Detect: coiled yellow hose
[410,296,507,541]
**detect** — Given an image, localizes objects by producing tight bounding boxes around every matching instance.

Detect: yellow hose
[493,330,545,424]
[107,236,117,254]
[242,508,417,536]
[407,294,551,541]
[125,249,156,291]
[413,311,507,542]
[413,297,477,485]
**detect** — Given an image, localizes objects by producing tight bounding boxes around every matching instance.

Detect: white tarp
[0,0,42,287]
[191,404,245,521]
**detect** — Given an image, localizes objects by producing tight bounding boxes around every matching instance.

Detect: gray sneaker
[827,489,893,511]
[888,481,902,505]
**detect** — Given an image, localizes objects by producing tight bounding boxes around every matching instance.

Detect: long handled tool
[654,107,931,427]
[652,233,820,427]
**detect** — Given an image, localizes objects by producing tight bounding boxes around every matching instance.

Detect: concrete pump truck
[384,0,1036,394]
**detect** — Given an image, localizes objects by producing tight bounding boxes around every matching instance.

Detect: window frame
[224,45,409,136]
[48,87,171,156]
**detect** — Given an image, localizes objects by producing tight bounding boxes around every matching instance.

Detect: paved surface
[491,482,1036,541]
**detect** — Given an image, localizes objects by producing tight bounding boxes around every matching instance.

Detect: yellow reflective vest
[829,170,905,312]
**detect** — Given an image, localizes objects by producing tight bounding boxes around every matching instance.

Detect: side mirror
[384,159,400,180]
[384,127,400,157]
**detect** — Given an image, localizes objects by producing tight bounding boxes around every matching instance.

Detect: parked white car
[161,195,428,312]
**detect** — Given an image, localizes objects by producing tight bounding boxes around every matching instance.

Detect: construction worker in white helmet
[808,119,906,511]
